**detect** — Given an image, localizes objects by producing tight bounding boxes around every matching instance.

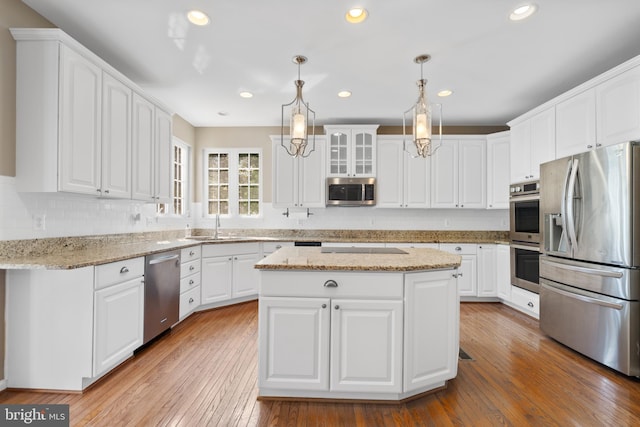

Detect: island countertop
[255,246,462,272]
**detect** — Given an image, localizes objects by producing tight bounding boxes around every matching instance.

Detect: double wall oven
[510,180,540,293]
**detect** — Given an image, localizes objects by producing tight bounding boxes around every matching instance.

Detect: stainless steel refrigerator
[539,141,639,377]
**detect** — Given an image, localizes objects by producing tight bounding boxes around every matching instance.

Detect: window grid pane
[208,153,230,215]
[237,152,260,216]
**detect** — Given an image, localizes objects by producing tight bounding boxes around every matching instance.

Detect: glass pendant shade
[281,56,315,158]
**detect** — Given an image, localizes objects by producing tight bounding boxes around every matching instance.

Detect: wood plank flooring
[1,301,639,426]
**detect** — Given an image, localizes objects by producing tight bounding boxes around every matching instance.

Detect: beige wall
[0,0,55,177]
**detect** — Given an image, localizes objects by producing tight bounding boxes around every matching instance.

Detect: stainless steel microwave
[326,177,376,206]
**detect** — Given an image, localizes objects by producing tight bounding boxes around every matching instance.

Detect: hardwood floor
[1,301,639,426]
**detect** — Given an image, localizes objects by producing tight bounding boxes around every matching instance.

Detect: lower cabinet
[477,244,498,297]
[201,243,262,306]
[439,243,477,297]
[179,245,201,320]
[496,244,511,300]
[258,269,458,399]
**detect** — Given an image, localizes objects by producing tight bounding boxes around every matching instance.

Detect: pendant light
[281,55,316,158]
[403,54,442,157]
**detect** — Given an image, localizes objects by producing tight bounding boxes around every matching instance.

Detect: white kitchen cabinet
[376,137,430,208]
[509,286,540,319]
[132,94,172,203]
[262,241,295,257]
[496,244,511,300]
[179,245,201,320]
[404,270,458,393]
[101,72,132,198]
[486,131,510,209]
[12,28,172,200]
[201,243,262,306]
[477,244,498,297]
[555,89,597,158]
[431,138,486,209]
[325,125,378,177]
[439,243,477,297]
[596,65,640,146]
[272,136,326,208]
[509,107,555,182]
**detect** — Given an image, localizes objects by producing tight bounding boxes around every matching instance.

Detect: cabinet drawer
[179,286,201,319]
[260,271,403,299]
[181,259,201,278]
[95,257,144,290]
[181,245,201,262]
[180,272,201,294]
[510,286,540,316]
[202,242,260,257]
[439,243,477,255]
[262,241,294,254]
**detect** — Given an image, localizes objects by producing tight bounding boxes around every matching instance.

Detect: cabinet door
[201,256,233,304]
[530,108,556,171]
[405,149,430,208]
[272,137,298,207]
[458,139,486,208]
[299,137,326,207]
[59,45,102,195]
[327,129,350,176]
[376,138,405,208]
[330,299,403,393]
[404,270,458,392]
[259,297,330,391]
[596,65,640,146]
[101,73,132,198]
[509,120,532,183]
[93,277,144,377]
[486,132,510,209]
[556,90,596,158]
[132,93,155,201]
[232,252,262,298]
[457,255,478,296]
[431,140,458,208]
[496,244,511,300]
[155,108,173,203]
[477,244,497,297]
[352,129,376,176]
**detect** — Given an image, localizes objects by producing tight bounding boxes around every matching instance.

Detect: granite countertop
[255,247,462,272]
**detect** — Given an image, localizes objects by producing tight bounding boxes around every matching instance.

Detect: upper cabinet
[596,65,640,147]
[11,28,172,201]
[325,125,378,177]
[272,136,326,208]
[431,137,486,209]
[555,89,597,158]
[376,137,430,208]
[509,107,555,182]
[486,131,510,209]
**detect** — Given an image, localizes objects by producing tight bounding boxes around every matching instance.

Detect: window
[205,149,262,217]
[158,138,190,216]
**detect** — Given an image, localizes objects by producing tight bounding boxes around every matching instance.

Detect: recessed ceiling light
[338,90,352,98]
[239,91,253,98]
[509,4,537,21]
[187,10,210,26]
[345,7,368,23]
[437,89,453,97]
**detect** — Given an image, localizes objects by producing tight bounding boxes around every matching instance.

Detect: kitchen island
[255,246,462,402]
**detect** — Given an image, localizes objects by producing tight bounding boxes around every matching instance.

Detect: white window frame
[203,148,263,218]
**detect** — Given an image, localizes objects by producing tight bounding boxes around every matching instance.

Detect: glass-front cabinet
[325,125,378,177]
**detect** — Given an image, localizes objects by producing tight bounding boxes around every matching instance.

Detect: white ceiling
[20,0,640,128]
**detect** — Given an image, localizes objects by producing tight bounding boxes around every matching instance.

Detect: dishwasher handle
[148,254,180,265]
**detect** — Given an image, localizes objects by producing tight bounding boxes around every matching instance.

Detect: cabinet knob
[189,279,194,285]
[189,265,195,271]
[455,246,462,251]
[190,251,195,256]
[458,272,463,277]
[452,273,459,278]
[596,143,602,147]
[189,297,194,303]
[229,257,233,261]
[587,145,593,149]
[322,304,327,309]
[120,266,129,274]
[334,305,340,310]
[276,245,282,249]
[527,301,534,308]
[460,204,464,208]
[234,257,238,260]
[323,279,339,288]
[104,189,109,194]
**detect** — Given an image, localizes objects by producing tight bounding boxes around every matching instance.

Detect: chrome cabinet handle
[527,301,534,308]
[189,297,194,303]
[455,246,462,251]
[324,280,338,288]
[322,304,327,309]
[120,266,129,274]
[334,305,340,310]
[190,250,195,256]
[276,245,282,249]
[452,273,459,278]
[190,265,195,271]
[189,279,194,285]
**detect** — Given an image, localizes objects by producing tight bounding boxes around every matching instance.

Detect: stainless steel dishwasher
[143,250,181,344]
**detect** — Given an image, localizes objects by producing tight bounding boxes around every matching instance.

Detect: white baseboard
[0,379,7,391]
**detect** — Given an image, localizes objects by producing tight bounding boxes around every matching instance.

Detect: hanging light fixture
[403,54,442,157]
[281,55,316,158]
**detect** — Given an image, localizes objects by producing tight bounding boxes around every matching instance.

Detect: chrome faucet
[214,213,221,238]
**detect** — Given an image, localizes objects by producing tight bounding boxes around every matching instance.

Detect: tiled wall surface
[0,175,509,241]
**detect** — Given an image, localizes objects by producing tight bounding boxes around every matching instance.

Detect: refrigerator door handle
[560,159,572,252]
[565,158,579,253]
[540,257,624,278]
[542,282,623,310]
